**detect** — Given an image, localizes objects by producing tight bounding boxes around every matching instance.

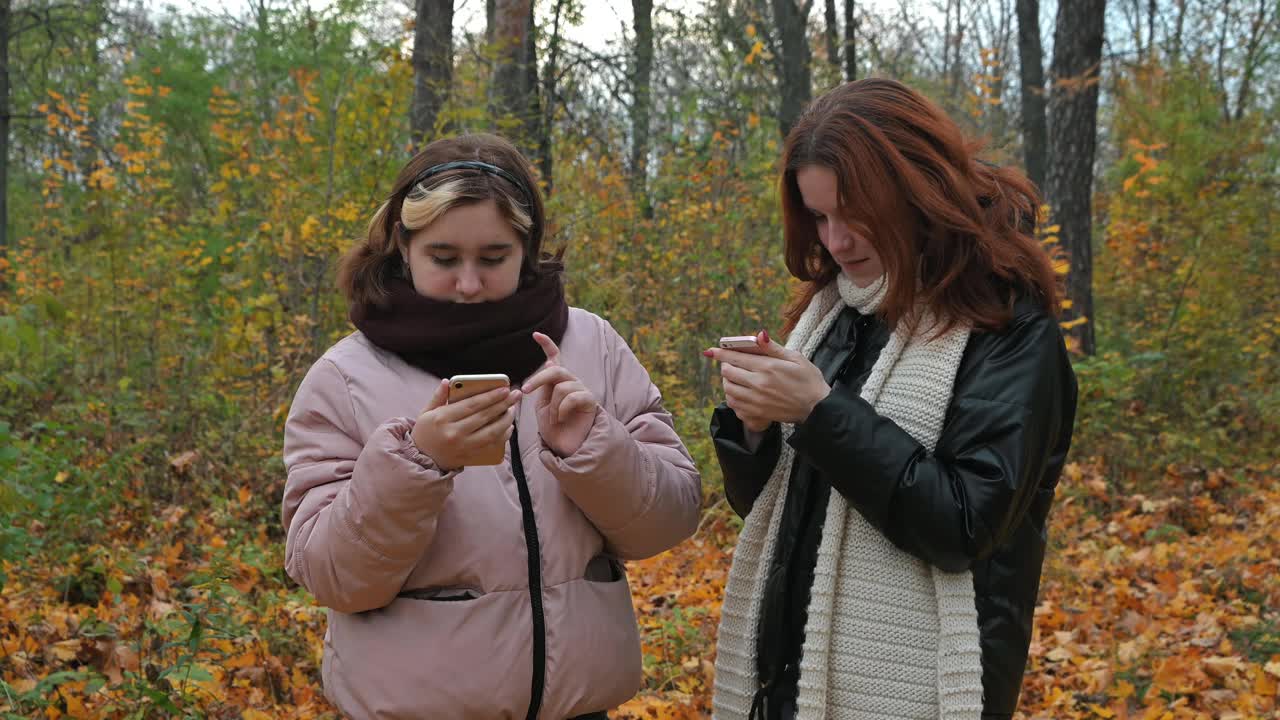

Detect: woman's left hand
[705,332,831,425]
[522,332,599,457]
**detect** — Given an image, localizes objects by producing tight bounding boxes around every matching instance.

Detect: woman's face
[795,165,884,288]
[400,199,525,303]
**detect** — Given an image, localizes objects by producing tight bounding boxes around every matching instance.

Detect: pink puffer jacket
[282,307,702,719]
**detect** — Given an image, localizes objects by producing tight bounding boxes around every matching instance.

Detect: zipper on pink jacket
[508,426,547,720]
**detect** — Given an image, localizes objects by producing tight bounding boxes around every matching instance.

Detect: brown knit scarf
[350,272,569,383]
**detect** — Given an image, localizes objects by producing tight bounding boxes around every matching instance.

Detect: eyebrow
[425,242,516,251]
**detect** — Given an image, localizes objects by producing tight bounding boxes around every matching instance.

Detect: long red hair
[779,78,1059,335]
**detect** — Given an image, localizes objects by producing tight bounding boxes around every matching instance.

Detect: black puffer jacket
[711,295,1077,719]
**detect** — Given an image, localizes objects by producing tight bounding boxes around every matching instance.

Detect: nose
[826,220,854,253]
[456,265,483,298]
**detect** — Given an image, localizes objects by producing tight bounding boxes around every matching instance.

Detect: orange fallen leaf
[48,638,81,662]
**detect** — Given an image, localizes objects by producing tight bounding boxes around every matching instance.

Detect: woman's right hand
[717,364,773,434]
[411,380,522,471]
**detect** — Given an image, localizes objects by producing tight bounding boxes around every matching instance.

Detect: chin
[840,267,879,287]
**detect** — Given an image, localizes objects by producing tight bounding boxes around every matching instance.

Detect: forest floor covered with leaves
[4,0,1279,714]
[1,453,1277,719]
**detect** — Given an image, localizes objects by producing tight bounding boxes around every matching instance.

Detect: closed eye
[480,256,508,266]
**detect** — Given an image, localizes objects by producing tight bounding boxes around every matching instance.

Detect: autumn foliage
[1,4,1277,719]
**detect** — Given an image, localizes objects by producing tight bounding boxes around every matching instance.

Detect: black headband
[408,160,534,208]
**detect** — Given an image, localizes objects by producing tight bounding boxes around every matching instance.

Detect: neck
[837,272,887,315]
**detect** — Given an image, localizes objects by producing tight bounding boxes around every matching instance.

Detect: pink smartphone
[718,335,766,354]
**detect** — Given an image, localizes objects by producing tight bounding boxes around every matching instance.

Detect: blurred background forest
[0,0,1277,716]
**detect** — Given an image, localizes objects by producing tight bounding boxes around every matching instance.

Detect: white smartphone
[446,374,511,466]
[718,335,766,354]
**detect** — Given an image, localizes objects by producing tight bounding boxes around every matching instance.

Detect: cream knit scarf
[712,274,984,720]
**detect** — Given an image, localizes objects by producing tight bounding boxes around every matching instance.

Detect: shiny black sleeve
[786,312,1078,572]
[710,404,782,518]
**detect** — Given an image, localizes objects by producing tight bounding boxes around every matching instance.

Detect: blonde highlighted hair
[396,178,533,239]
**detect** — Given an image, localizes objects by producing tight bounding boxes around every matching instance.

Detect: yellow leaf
[1060,316,1089,330]
[1202,655,1245,679]
[49,639,81,661]
[226,651,260,670]
[1256,667,1278,695]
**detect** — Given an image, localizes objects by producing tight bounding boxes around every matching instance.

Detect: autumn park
[0,0,1277,716]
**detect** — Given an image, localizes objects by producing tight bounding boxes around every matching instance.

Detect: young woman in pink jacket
[281,133,702,719]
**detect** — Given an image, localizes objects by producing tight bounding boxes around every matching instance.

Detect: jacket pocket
[540,575,643,718]
[583,555,623,583]
[325,590,534,718]
[397,586,484,602]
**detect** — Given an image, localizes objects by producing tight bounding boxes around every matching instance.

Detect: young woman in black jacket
[704,79,1078,720]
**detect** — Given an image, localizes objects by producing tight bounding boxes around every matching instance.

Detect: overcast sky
[140,0,706,52]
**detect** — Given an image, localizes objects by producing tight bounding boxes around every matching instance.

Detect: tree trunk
[630,0,653,211]
[988,6,1012,141]
[1015,0,1047,189]
[824,0,840,68]
[523,1,541,144]
[1146,0,1155,61]
[252,0,274,123]
[843,0,858,80]
[951,0,966,104]
[539,0,566,194]
[1,0,9,264]
[1046,0,1105,355]
[771,0,814,138]
[1215,0,1232,121]
[491,0,541,156]
[1233,0,1272,122]
[1170,0,1186,62]
[411,0,453,148]
[76,1,104,184]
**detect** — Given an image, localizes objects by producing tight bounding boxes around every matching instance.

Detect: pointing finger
[532,332,561,366]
